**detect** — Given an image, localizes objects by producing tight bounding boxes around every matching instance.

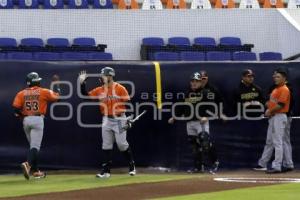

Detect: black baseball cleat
[21,162,31,180]
[187,165,205,174]
[96,163,111,178]
[129,162,136,176]
[253,165,267,171]
[281,167,294,173]
[209,161,220,174]
[266,168,282,174]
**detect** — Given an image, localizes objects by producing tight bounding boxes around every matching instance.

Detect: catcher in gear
[12,72,60,180]
[79,67,136,178]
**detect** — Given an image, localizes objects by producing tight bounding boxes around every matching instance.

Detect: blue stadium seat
[142,37,164,46]
[73,37,96,47]
[259,52,283,61]
[0,38,17,47]
[47,38,70,47]
[153,52,180,61]
[0,53,6,59]
[60,52,88,60]
[68,0,89,8]
[93,0,113,8]
[19,0,39,8]
[20,38,44,47]
[206,51,231,61]
[220,37,242,46]
[168,37,191,46]
[232,51,257,61]
[43,0,64,9]
[33,52,61,60]
[87,52,113,60]
[6,52,33,60]
[194,37,216,47]
[0,0,14,8]
[180,51,205,61]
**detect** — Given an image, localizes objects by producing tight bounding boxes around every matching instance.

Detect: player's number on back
[25,101,39,111]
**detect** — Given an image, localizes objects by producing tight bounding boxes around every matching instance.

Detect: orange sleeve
[118,85,130,102]
[12,91,24,109]
[277,87,290,104]
[88,87,101,97]
[43,89,59,102]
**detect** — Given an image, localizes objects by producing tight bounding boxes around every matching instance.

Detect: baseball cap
[190,72,201,81]
[242,69,255,77]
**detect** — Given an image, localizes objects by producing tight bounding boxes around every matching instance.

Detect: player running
[79,67,136,178]
[12,72,60,180]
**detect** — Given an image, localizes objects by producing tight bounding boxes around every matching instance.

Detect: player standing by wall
[12,72,60,180]
[79,67,136,178]
[168,71,221,173]
[254,69,290,173]
[234,69,265,118]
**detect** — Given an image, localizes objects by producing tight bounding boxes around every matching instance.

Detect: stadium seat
[93,0,113,8]
[47,38,70,47]
[239,0,260,8]
[190,0,212,9]
[194,37,216,47]
[33,52,61,60]
[87,52,113,60]
[68,0,89,8]
[166,0,186,9]
[287,0,300,8]
[232,51,257,61]
[180,51,205,61]
[220,37,242,46]
[43,0,64,9]
[0,0,14,8]
[206,51,231,61]
[60,52,88,60]
[118,0,139,9]
[142,37,164,46]
[214,0,235,8]
[6,52,33,60]
[0,53,6,59]
[18,0,39,8]
[153,52,180,61]
[168,37,190,46]
[263,0,284,8]
[0,38,18,48]
[259,52,282,61]
[20,38,44,51]
[73,37,96,47]
[141,0,163,9]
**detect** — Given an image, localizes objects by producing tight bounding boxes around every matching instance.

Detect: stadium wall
[1,61,300,170]
[0,9,300,60]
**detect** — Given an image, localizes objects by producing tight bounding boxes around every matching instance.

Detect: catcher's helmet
[190,72,201,81]
[26,72,42,86]
[100,67,115,77]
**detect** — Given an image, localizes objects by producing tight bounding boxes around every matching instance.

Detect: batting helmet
[190,72,201,81]
[100,67,115,77]
[26,72,42,86]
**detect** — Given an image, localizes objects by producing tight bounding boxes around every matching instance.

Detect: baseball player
[264,69,294,172]
[12,72,60,180]
[79,67,136,178]
[254,69,290,173]
[234,69,265,118]
[168,71,221,173]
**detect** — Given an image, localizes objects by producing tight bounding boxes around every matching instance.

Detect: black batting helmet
[26,72,42,86]
[190,72,201,81]
[100,67,115,77]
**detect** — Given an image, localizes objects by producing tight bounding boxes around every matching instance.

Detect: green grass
[155,183,300,200]
[0,173,195,198]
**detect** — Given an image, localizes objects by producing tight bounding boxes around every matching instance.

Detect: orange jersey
[13,86,59,116]
[88,82,130,116]
[268,84,290,114]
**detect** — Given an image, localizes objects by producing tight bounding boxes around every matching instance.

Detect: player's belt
[106,114,123,119]
[24,113,43,117]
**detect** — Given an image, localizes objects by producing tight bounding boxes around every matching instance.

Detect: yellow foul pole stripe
[153,62,162,109]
